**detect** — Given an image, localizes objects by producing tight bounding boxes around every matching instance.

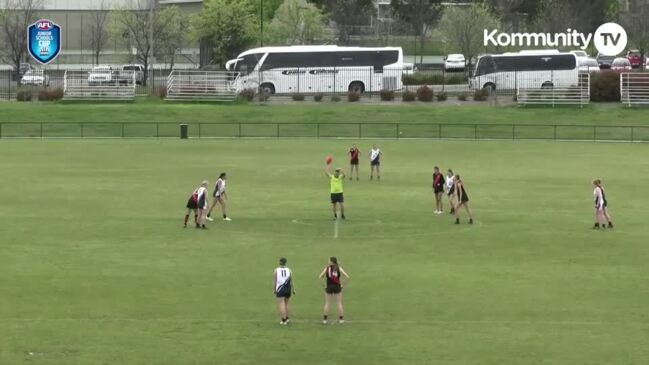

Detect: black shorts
[434,186,444,194]
[448,187,455,197]
[276,290,292,299]
[460,196,469,204]
[331,193,344,204]
[325,285,342,294]
[350,159,359,165]
[186,198,198,210]
[371,159,380,166]
[197,195,206,209]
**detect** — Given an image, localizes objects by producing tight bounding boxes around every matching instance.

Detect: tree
[0,0,42,76]
[481,0,541,31]
[155,6,188,68]
[533,0,609,34]
[86,1,110,65]
[622,1,649,70]
[110,0,183,84]
[267,0,329,45]
[191,0,257,67]
[391,0,444,63]
[309,0,375,44]
[438,3,499,70]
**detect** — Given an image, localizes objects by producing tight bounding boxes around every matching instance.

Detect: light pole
[260,0,264,47]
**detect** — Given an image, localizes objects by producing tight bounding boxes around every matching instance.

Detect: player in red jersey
[432,166,446,214]
[348,144,360,181]
[183,185,200,228]
[319,257,350,324]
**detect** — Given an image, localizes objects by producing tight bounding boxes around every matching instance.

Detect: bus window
[236,54,262,75]
[475,56,495,76]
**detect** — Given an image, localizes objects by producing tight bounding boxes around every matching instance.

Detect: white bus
[225,45,404,94]
[469,50,579,91]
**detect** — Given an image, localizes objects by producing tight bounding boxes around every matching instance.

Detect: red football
[326,156,333,165]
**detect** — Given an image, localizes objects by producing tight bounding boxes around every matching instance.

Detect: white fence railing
[166,71,237,102]
[517,73,590,107]
[620,73,649,107]
[63,70,136,101]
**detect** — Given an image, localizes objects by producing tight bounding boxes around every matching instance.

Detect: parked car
[626,49,643,68]
[578,57,600,73]
[12,63,34,81]
[596,53,616,69]
[570,50,589,60]
[88,65,118,86]
[444,54,466,72]
[611,57,632,71]
[20,69,50,86]
[402,62,417,75]
[119,64,145,85]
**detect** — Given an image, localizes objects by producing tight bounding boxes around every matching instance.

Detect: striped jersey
[274,266,292,292]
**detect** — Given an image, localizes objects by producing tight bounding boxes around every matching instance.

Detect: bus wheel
[260,83,275,95]
[483,83,496,92]
[541,82,554,89]
[348,81,365,94]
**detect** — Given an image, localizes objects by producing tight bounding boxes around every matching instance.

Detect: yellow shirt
[329,174,344,193]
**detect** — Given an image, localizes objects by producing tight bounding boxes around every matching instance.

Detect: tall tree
[622,1,649,69]
[155,6,188,68]
[309,0,375,44]
[390,0,443,62]
[533,0,609,34]
[191,0,257,67]
[439,3,499,70]
[110,0,184,84]
[268,0,329,45]
[0,0,42,75]
[481,0,541,31]
[86,1,110,66]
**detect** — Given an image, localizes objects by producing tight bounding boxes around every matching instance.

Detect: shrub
[473,88,489,102]
[16,88,32,102]
[37,88,64,101]
[436,92,448,101]
[292,93,305,101]
[237,88,256,102]
[331,95,341,102]
[155,86,167,99]
[416,85,434,102]
[379,89,395,101]
[402,72,467,86]
[590,70,620,102]
[402,89,416,102]
[457,92,468,101]
[258,89,270,102]
[313,93,324,102]
[347,91,360,102]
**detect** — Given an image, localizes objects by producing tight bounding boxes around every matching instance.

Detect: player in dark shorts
[453,175,474,225]
[369,145,382,181]
[183,186,200,228]
[348,144,360,181]
[593,179,613,229]
[446,169,456,214]
[432,166,446,214]
[319,257,350,324]
[273,257,294,325]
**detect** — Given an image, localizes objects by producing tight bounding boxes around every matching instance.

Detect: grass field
[1,102,648,126]
[1,138,648,365]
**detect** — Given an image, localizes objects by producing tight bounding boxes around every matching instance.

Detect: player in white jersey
[196,180,209,229]
[273,257,294,325]
[592,179,613,229]
[207,173,231,222]
[446,169,456,214]
[369,145,383,181]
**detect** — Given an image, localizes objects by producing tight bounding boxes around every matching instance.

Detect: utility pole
[260,0,264,47]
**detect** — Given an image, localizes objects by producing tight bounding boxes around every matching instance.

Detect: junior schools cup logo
[28,19,62,64]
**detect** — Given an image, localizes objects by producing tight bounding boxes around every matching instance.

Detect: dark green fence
[1,122,648,142]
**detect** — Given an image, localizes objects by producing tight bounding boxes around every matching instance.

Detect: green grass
[1,102,648,126]
[1,139,648,364]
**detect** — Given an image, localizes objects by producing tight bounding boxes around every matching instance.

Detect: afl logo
[36,21,53,30]
[27,19,62,64]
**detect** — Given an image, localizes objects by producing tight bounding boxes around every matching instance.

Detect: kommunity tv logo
[484,23,628,56]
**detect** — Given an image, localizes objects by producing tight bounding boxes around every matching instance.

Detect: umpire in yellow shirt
[326,165,346,220]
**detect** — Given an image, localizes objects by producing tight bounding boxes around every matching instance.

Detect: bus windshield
[234,53,262,75]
